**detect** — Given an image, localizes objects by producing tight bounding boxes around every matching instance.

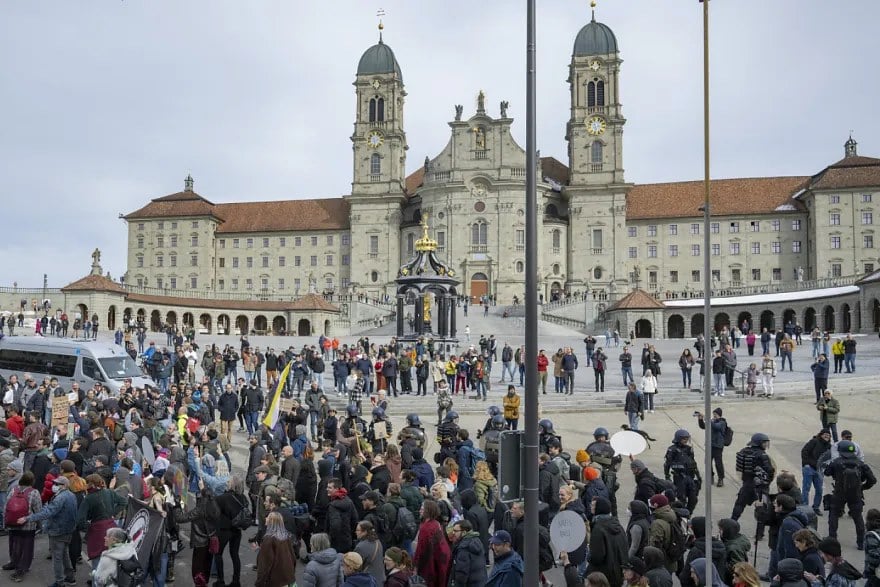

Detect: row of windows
[135,253,199,268]
[136,235,199,249]
[629,241,804,258]
[218,254,349,268]
[219,235,349,249]
[829,194,873,204]
[640,268,797,284]
[217,277,347,291]
[628,219,802,238]
[136,276,199,290]
[829,212,874,225]
[136,221,199,231]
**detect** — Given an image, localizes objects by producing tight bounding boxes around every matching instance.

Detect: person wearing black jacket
[242,381,263,436]
[325,479,358,554]
[217,383,239,442]
[679,516,727,587]
[460,489,490,564]
[215,476,248,587]
[800,429,832,515]
[589,497,629,587]
[697,408,729,487]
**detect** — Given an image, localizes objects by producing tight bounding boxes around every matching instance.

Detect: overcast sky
[2,1,877,287]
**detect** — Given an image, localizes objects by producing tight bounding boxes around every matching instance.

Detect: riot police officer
[824,439,876,547]
[587,427,622,515]
[663,429,701,513]
[337,403,368,454]
[480,413,506,476]
[731,433,775,522]
[478,405,502,438]
[398,413,427,469]
[436,410,460,464]
[539,419,561,454]
[367,406,393,454]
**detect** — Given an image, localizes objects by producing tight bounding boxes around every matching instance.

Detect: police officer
[398,413,426,469]
[824,439,876,548]
[587,427,622,516]
[478,406,502,438]
[337,404,367,454]
[538,419,560,454]
[481,414,506,476]
[664,429,701,513]
[367,407,393,454]
[731,432,775,523]
[436,411,460,464]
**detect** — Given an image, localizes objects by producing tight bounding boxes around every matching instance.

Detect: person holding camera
[817,390,840,442]
[697,408,729,487]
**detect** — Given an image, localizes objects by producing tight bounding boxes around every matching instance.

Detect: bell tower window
[591,141,603,164]
[587,79,605,108]
[369,98,376,122]
[370,153,381,176]
[368,97,385,122]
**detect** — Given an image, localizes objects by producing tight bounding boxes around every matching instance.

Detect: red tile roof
[124,191,219,220]
[541,157,570,185]
[807,156,880,191]
[626,176,809,220]
[405,168,425,196]
[213,199,349,233]
[607,289,665,311]
[61,274,127,294]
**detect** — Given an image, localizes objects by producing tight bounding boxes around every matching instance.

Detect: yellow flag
[263,361,292,429]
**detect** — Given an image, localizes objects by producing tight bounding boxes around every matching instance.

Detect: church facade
[123,15,880,305]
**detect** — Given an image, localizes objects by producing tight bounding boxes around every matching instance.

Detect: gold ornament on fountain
[414,218,438,252]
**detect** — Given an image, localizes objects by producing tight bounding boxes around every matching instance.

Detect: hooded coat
[681,517,727,587]
[719,518,751,583]
[776,558,810,587]
[92,540,139,587]
[486,549,524,587]
[461,489,490,558]
[627,500,652,558]
[300,548,344,587]
[689,557,727,587]
[326,490,358,553]
[777,508,812,562]
[451,531,488,587]
[588,503,629,587]
[643,546,674,587]
[648,504,680,572]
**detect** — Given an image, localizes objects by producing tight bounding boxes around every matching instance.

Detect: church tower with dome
[346,21,408,291]
[564,5,631,294]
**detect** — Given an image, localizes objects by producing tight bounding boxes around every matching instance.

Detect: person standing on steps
[697,408,729,487]
[562,347,579,395]
[759,353,777,398]
[639,368,658,413]
[536,349,549,394]
[620,345,635,387]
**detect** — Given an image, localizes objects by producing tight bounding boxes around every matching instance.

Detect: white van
[0,336,154,394]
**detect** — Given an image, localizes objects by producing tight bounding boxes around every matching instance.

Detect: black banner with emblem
[123,497,165,571]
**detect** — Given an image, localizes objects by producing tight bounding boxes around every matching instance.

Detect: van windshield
[99,356,143,380]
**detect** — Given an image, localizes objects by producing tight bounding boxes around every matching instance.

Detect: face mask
[52,484,62,494]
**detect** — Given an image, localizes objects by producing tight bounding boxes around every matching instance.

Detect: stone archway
[136,308,146,328]
[872,299,880,332]
[123,308,133,327]
[667,315,685,339]
[199,313,212,334]
[737,312,753,334]
[470,272,489,304]
[76,303,89,322]
[272,316,286,335]
[235,315,249,335]
[823,305,835,332]
[760,310,775,332]
[217,314,230,335]
[841,303,852,332]
[254,315,268,334]
[690,313,705,337]
[182,312,194,329]
[324,319,331,336]
[166,311,177,327]
[107,305,117,330]
[804,307,817,331]
[713,312,730,333]
[150,310,162,332]
[783,308,797,330]
[634,319,652,338]
[298,318,311,336]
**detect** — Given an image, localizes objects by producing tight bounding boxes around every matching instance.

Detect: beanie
[818,537,841,558]
[630,459,646,471]
[575,449,590,465]
[583,466,600,482]
[712,408,723,417]
[648,494,669,509]
[60,460,76,473]
[593,497,612,515]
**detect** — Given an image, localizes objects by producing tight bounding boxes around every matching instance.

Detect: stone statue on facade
[474,127,486,149]
[454,104,463,121]
[500,100,509,117]
[797,266,804,282]
[308,272,317,293]
[477,90,486,113]
[92,248,101,265]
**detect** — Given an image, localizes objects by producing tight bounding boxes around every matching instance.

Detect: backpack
[836,460,863,500]
[4,487,34,526]
[467,446,486,476]
[116,555,146,587]
[230,494,254,530]
[723,423,735,447]
[664,516,688,562]
[267,477,297,504]
[651,475,676,497]
[393,505,418,541]
[735,447,755,475]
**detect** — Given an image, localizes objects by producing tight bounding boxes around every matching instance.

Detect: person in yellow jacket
[502,385,521,430]
[831,338,845,374]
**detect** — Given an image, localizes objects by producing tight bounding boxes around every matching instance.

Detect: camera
[693,411,701,417]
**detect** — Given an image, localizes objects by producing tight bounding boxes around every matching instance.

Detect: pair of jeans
[501,362,516,382]
[844,353,855,372]
[506,418,518,431]
[627,411,640,431]
[622,366,634,387]
[309,410,319,439]
[555,376,564,393]
[475,380,486,399]
[49,533,73,583]
[8,528,35,573]
[681,368,692,388]
[565,371,575,393]
[593,370,603,392]
[780,350,792,371]
[519,364,525,385]
[713,373,725,395]
[215,528,242,587]
[245,411,259,435]
[711,446,725,480]
[148,551,169,587]
[801,465,823,509]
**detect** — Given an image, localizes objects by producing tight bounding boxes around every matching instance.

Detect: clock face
[589,60,601,71]
[367,131,384,149]
[371,79,381,89]
[587,116,606,136]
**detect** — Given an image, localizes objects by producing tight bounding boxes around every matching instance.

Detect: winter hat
[623,556,647,576]
[343,551,364,569]
[583,466,601,482]
[630,459,647,471]
[53,448,69,461]
[575,449,590,465]
[53,476,69,487]
[712,408,723,417]
[690,516,707,538]
[593,497,612,515]
[384,547,406,565]
[718,518,741,541]
[648,494,668,509]
[60,460,76,473]
[254,465,271,475]
[818,537,842,558]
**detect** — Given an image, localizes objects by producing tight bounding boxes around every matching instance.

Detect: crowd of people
[0,324,876,587]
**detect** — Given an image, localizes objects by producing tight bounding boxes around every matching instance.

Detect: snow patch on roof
[775,203,797,211]
[664,285,859,308]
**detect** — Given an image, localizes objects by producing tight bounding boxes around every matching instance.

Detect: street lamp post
[523,0,540,584]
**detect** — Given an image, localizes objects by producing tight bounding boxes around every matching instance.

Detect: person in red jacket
[536,350,550,394]
[5,407,25,438]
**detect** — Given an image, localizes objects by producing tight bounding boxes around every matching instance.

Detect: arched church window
[545,204,559,217]
[596,80,605,106]
[369,98,376,122]
[377,98,385,121]
[594,267,603,280]
[471,222,488,246]
[370,153,381,175]
[587,81,596,107]
[551,229,561,249]
[515,261,524,273]
[591,141,603,164]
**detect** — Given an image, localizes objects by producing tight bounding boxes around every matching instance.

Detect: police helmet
[491,414,505,427]
[445,410,459,422]
[593,427,609,439]
[487,405,501,417]
[838,440,857,457]
[674,429,691,443]
[750,432,770,446]
[372,407,385,419]
[406,413,422,427]
[539,419,555,434]
[346,404,359,418]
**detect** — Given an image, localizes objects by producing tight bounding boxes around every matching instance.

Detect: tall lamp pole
[523,0,540,584]
[700,0,714,582]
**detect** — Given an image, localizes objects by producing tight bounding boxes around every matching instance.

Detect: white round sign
[549,510,587,553]
[610,430,648,456]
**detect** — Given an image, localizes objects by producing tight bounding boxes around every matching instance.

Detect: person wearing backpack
[731,433,775,522]
[461,488,490,564]
[647,494,682,573]
[215,476,249,587]
[697,408,729,488]
[824,439,876,549]
[20,475,79,587]
[3,468,42,582]
[92,527,140,587]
